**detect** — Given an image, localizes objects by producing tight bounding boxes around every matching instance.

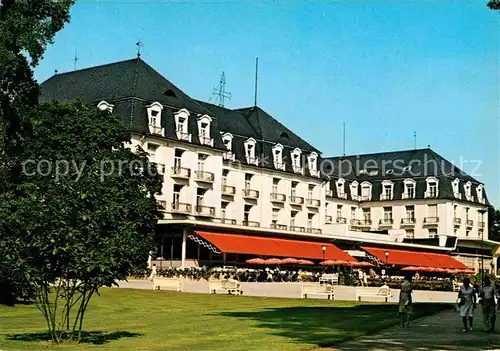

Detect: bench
[319,273,339,285]
[301,283,335,300]
[356,286,392,302]
[153,278,183,292]
[208,279,242,295]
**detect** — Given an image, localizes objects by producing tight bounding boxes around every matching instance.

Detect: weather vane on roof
[136,39,144,57]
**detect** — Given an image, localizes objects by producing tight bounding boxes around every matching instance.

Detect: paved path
[324,308,500,351]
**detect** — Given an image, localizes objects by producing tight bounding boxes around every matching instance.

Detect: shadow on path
[7,330,142,345]
[214,303,448,348]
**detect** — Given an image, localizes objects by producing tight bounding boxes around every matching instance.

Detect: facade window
[403,179,415,199]
[197,115,213,146]
[383,207,393,221]
[173,184,182,205]
[174,149,183,169]
[350,181,359,200]
[337,205,343,219]
[307,213,314,230]
[381,180,393,200]
[476,184,485,203]
[406,229,415,239]
[452,178,461,199]
[427,204,438,219]
[466,230,470,237]
[291,181,298,198]
[291,148,302,173]
[405,205,415,220]
[290,210,298,228]
[308,184,315,200]
[465,207,469,221]
[221,202,228,219]
[362,208,371,222]
[272,208,280,224]
[428,228,438,238]
[272,144,285,170]
[197,154,208,171]
[307,152,319,176]
[425,177,439,198]
[272,178,280,195]
[464,181,472,200]
[221,133,235,161]
[361,182,372,201]
[222,169,229,187]
[244,173,252,192]
[196,188,206,208]
[147,143,158,162]
[244,138,257,165]
[244,204,252,224]
[147,102,164,136]
[351,207,356,219]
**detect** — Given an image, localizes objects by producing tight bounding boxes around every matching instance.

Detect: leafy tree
[488,205,500,241]
[0,0,75,304]
[12,100,162,342]
[488,0,500,10]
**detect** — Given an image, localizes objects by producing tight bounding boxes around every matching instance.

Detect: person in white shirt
[149,264,157,281]
[479,277,499,332]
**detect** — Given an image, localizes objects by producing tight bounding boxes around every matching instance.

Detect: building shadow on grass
[8,330,142,345]
[213,303,479,350]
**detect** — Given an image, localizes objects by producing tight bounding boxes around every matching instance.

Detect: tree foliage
[488,205,500,241]
[488,0,500,10]
[7,100,162,342]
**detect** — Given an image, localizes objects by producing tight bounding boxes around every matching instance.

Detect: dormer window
[197,115,213,146]
[403,179,416,199]
[336,178,346,199]
[174,109,191,142]
[272,144,285,171]
[452,178,461,199]
[360,181,372,201]
[381,180,394,200]
[350,181,359,201]
[307,152,319,177]
[477,184,485,204]
[424,177,439,198]
[97,100,114,113]
[146,102,164,136]
[221,132,235,161]
[244,138,257,165]
[464,181,473,201]
[291,148,302,174]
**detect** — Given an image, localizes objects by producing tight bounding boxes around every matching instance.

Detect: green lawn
[0,288,449,351]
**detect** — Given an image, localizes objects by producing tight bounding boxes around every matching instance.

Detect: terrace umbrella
[245,258,266,265]
[281,258,299,265]
[401,266,420,271]
[264,258,283,265]
[461,269,476,274]
[319,260,339,266]
[297,259,315,265]
[434,268,447,273]
[353,261,375,268]
[419,266,437,272]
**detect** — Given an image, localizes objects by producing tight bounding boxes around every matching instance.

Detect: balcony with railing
[221,185,236,196]
[273,162,286,171]
[359,195,370,201]
[424,190,438,198]
[157,200,167,212]
[351,194,360,201]
[171,202,192,214]
[195,205,216,217]
[478,198,486,204]
[466,195,474,202]
[221,217,237,225]
[423,217,439,226]
[454,217,461,227]
[289,196,304,206]
[306,227,322,234]
[325,190,333,197]
[270,223,288,231]
[466,219,474,228]
[171,166,191,179]
[336,217,347,224]
[380,193,392,201]
[195,170,215,183]
[246,157,259,166]
[176,131,192,142]
[479,221,485,229]
[401,193,414,200]
[337,192,347,200]
[199,135,214,147]
[379,218,394,228]
[325,215,333,224]
[454,192,463,200]
[270,192,287,203]
[149,124,165,136]
[306,198,321,208]
[292,165,303,174]
[243,220,260,227]
[223,151,236,162]
[350,219,372,227]
[243,188,259,200]
[401,218,416,227]
[290,226,305,232]
[151,162,166,175]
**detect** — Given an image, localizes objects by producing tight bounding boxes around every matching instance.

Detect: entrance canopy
[195,231,357,262]
[361,246,468,269]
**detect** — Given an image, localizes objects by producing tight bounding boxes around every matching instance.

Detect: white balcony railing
[223,151,236,161]
[325,190,333,197]
[270,193,287,203]
[337,192,347,200]
[424,191,438,198]
[199,136,214,147]
[195,170,215,183]
[325,215,333,224]
[306,198,320,207]
[243,188,259,199]
[221,185,236,196]
[454,192,462,200]
[176,131,192,142]
[171,166,191,179]
[149,124,165,136]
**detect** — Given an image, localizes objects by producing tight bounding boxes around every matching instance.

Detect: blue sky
[35,1,499,206]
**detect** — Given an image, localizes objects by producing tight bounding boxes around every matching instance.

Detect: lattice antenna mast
[136,39,144,57]
[212,71,232,107]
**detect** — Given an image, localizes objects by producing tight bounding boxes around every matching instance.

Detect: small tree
[11,100,162,342]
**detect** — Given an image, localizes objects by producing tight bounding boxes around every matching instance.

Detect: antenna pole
[254,57,259,107]
[73,48,78,71]
[136,39,143,57]
[413,131,416,150]
[343,122,346,156]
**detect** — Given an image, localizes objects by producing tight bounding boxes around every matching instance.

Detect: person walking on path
[479,276,499,332]
[149,263,157,281]
[399,274,413,328]
[458,277,476,332]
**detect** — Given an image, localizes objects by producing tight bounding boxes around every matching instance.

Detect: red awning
[361,247,468,269]
[196,231,357,262]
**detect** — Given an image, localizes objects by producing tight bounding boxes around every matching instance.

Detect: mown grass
[0,288,449,351]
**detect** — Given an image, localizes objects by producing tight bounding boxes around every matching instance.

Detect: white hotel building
[41,57,499,274]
